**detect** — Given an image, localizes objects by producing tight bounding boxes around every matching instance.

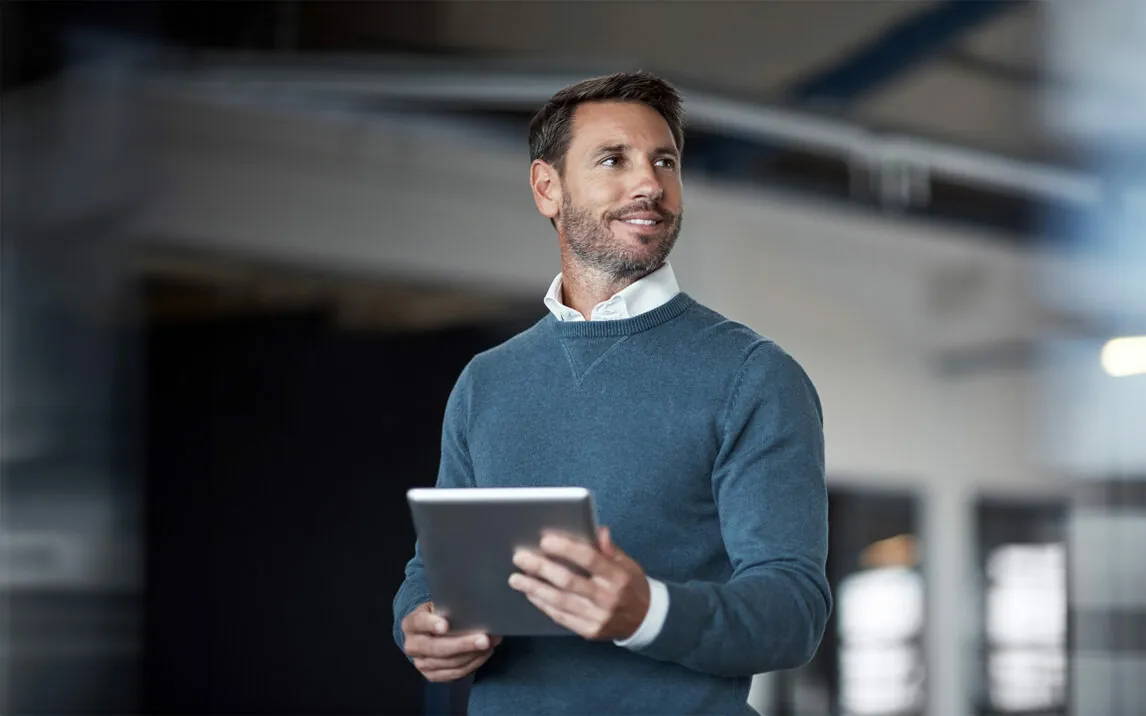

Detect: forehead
[567,101,677,154]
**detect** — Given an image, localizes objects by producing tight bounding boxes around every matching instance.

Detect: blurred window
[975,500,1067,716]
[985,543,1067,712]
[838,561,926,715]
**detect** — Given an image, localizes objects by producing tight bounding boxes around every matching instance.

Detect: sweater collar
[548,292,695,338]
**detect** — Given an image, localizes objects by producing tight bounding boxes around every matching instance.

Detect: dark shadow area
[143,290,540,714]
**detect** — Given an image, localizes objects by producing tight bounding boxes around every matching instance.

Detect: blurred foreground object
[1044,2,1146,714]
[2,35,150,713]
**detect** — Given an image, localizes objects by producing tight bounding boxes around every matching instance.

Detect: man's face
[553,102,683,279]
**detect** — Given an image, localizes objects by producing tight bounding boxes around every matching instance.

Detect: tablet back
[406,487,598,636]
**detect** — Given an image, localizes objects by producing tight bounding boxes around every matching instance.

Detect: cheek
[581,175,627,205]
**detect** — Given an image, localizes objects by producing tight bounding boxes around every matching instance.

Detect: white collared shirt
[542,261,676,650]
[543,262,680,323]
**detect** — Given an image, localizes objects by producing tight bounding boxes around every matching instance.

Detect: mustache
[607,201,674,222]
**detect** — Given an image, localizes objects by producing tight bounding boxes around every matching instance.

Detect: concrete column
[924,481,974,716]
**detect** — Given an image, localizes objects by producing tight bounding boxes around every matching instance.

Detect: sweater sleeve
[632,341,832,677]
[391,365,476,655]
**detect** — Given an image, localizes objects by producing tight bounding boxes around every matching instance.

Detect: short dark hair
[528,71,684,172]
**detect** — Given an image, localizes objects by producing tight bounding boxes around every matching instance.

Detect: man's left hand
[508,526,651,641]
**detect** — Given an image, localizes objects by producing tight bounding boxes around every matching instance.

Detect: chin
[625,246,670,268]
[612,227,664,246]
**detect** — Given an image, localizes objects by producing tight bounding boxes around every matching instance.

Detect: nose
[629,160,665,201]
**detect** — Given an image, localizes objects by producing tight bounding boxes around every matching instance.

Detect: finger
[405,632,493,659]
[405,632,488,659]
[539,533,615,579]
[525,593,604,639]
[415,649,492,672]
[539,534,625,590]
[404,605,450,636]
[513,549,597,598]
[509,572,607,621]
[419,650,495,683]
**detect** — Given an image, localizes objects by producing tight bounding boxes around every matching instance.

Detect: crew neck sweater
[394,293,831,715]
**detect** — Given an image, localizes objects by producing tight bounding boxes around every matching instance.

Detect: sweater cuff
[626,579,708,663]
[615,577,669,650]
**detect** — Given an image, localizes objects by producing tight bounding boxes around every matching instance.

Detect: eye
[600,155,621,167]
[655,157,678,169]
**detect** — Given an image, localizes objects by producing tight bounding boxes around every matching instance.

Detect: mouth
[613,213,666,232]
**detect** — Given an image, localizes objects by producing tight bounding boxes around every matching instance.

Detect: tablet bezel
[406,486,598,636]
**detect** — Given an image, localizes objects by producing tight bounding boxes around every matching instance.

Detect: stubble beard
[560,195,682,281]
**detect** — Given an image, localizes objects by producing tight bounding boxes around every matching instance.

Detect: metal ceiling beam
[145,53,1101,207]
[789,0,1022,106]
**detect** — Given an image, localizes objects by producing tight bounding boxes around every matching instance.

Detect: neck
[558,247,659,320]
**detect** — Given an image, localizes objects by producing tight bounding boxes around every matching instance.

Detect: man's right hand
[401,602,501,683]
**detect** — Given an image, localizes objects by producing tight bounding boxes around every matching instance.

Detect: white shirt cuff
[615,577,669,650]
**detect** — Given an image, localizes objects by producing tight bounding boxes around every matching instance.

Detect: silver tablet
[406,486,598,636]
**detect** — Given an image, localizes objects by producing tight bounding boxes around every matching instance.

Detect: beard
[560,195,682,280]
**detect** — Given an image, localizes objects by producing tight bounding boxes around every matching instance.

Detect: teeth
[624,219,656,225]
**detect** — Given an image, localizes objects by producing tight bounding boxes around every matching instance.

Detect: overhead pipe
[149,54,1104,209]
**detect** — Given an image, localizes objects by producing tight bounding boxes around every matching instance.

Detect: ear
[530,159,561,222]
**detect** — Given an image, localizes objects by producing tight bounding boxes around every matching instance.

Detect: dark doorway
[141,271,539,714]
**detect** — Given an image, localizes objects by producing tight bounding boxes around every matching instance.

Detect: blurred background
[2,1,1144,715]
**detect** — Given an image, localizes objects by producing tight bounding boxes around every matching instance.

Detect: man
[393,71,830,715]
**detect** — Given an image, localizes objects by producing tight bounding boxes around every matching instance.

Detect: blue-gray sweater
[393,293,831,715]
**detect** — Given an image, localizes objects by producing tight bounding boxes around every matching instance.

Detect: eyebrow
[594,143,680,159]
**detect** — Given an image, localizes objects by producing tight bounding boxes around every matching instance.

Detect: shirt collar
[543,262,680,322]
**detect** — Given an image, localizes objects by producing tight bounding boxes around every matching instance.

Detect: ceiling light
[1100,336,1146,377]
